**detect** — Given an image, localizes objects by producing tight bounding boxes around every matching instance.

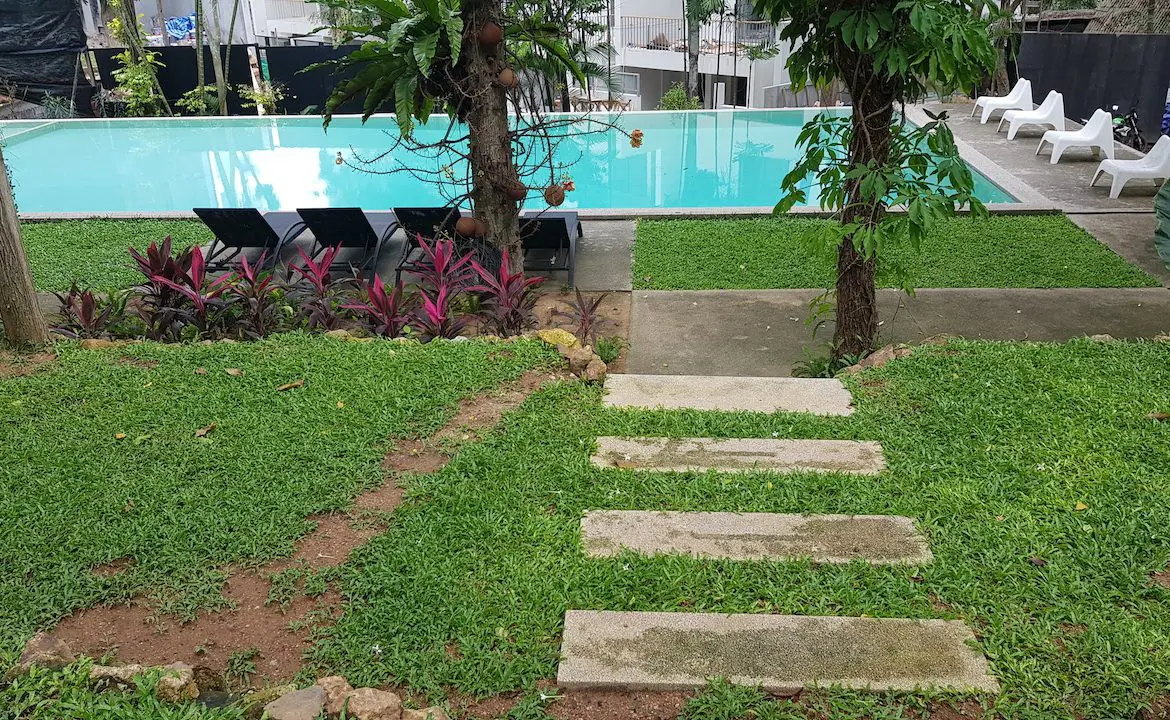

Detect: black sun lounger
[193,207,308,272]
[295,207,397,277]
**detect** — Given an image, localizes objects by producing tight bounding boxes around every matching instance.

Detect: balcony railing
[265,0,315,21]
[619,15,777,54]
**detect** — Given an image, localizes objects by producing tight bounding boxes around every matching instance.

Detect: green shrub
[657,82,701,111]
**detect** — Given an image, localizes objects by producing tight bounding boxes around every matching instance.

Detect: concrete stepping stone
[580,511,932,565]
[592,437,884,475]
[603,374,853,415]
[557,610,998,693]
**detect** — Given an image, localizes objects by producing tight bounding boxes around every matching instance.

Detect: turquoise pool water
[0,110,1015,213]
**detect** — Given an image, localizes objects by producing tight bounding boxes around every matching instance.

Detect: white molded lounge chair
[1090,135,1170,198]
[1036,109,1115,164]
[972,78,1032,124]
[998,90,1065,140]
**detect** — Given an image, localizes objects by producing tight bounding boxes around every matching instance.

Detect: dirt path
[48,369,557,685]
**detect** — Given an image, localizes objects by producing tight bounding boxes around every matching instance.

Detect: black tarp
[263,45,363,116]
[0,0,93,112]
[93,45,255,116]
[1016,31,1170,141]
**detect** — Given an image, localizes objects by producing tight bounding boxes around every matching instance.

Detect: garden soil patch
[534,290,630,373]
[48,370,556,685]
[0,351,54,378]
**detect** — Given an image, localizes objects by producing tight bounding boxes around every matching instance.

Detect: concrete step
[592,437,884,475]
[557,610,998,693]
[603,374,854,415]
[580,511,932,565]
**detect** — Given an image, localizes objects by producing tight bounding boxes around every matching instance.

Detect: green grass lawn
[306,339,1170,719]
[20,220,210,293]
[6,337,1170,719]
[0,335,554,659]
[633,215,1160,290]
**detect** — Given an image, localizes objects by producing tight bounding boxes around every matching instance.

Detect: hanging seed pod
[505,182,528,201]
[473,218,488,237]
[479,22,504,47]
[497,67,519,89]
[544,184,566,207]
[455,216,479,237]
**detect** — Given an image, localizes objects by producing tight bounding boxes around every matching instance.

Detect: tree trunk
[195,0,206,94]
[208,0,229,115]
[156,0,170,46]
[832,53,894,359]
[463,0,523,271]
[686,16,700,100]
[0,148,48,346]
[221,0,242,114]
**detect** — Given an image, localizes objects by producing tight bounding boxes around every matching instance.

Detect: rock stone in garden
[241,684,297,720]
[157,662,199,703]
[1089,333,1115,342]
[559,344,595,375]
[316,675,355,715]
[536,328,578,348]
[79,338,122,350]
[583,358,607,384]
[337,687,403,720]
[89,664,143,691]
[263,686,327,720]
[841,344,912,374]
[403,707,450,720]
[5,633,75,679]
[192,665,225,692]
[325,329,354,340]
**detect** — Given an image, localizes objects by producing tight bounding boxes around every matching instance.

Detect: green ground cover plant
[20,220,210,293]
[0,335,555,660]
[307,339,1170,719]
[633,215,1159,290]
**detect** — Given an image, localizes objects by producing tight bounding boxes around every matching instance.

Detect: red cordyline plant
[129,236,196,340]
[52,282,124,339]
[287,247,351,331]
[403,235,476,292]
[223,253,282,339]
[413,285,471,342]
[343,274,413,338]
[404,236,477,342]
[553,289,611,346]
[149,245,232,337]
[468,254,543,337]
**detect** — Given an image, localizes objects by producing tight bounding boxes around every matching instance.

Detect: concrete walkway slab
[628,287,1170,377]
[580,511,931,564]
[603,374,854,415]
[557,610,999,693]
[592,437,884,474]
[922,101,1152,212]
[573,221,635,292]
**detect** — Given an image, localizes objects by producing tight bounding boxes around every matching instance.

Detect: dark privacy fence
[0,0,92,111]
[91,45,362,117]
[261,45,363,115]
[1016,31,1170,140]
[92,45,254,115]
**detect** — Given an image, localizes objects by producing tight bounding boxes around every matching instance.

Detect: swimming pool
[0,109,1016,213]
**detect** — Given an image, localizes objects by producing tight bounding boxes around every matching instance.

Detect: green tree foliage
[657,81,702,110]
[752,0,997,358]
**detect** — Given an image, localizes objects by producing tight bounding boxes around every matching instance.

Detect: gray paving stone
[557,611,998,693]
[603,374,854,415]
[592,437,884,474]
[580,511,931,564]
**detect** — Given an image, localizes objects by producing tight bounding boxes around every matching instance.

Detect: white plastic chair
[1090,135,1170,198]
[1036,109,1115,164]
[972,78,1032,124]
[998,90,1065,140]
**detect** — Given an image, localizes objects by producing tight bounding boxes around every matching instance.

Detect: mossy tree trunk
[0,148,47,346]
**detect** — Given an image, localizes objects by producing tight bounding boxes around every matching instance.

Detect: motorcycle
[1082,105,1147,152]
